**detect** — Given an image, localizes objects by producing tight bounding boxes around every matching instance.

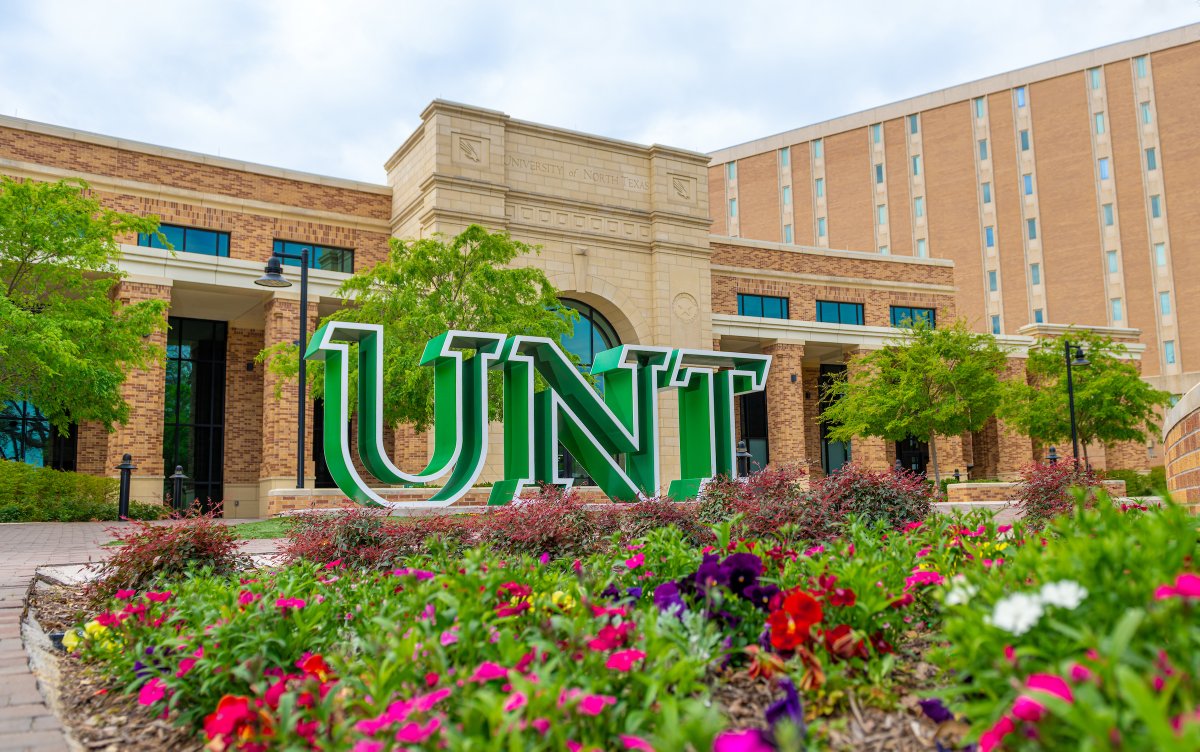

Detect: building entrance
[163,317,227,513]
[895,436,929,475]
[819,364,851,475]
[739,391,769,473]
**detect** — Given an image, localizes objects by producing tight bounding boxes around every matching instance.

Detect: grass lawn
[227,517,292,539]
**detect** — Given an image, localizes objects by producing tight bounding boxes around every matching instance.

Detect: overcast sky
[1,1,1196,183]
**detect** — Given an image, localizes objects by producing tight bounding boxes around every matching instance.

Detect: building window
[1015,86,1027,107]
[1165,340,1176,365]
[871,123,882,143]
[1155,243,1167,266]
[876,204,887,225]
[1034,308,1044,323]
[729,198,737,217]
[908,114,919,134]
[815,177,825,197]
[1027,219,1037,240]
[738,293,789,319]
[912,155,921,176]
[163,317,227,510]
[0,401,77,471]
[782,185,792,205]
[1151,195,1162,218]
[817,217,827,237]
[1020,130,1030,151]
[988,270,998,292]
[1146,147,1157,170]
[1088,67,1101,90]
[783,224,793,244]
[875,163,884,184]
[1135,56,1148,78]
[982,182,992,204]
[973,97,985,118]
[978,138,989,160]
[274,239,354,273]
[1141,102,1152,124]
[1030,263,1041,285]
[985,226,995,248]
[1023,173,1034,195]
[890,306,935,328]
[1106,250,1120,273]
[813,139,824,159]
[1160,291,1171,315]
[1111,298,1123,321]
[727,162,736,180]
[1103,203,1115,226]
[138,224,230,257]
[991,315,1001,335]
[917,238,928,257]
[1094,112,1106,135]
[914,196,925,217]
[879,245,889,255]
[1098,158,1110,180]
[816,300,865,326]
[780,147,790,167]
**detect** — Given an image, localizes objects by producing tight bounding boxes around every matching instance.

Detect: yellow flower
[62,629,82,653]
[550,590,576,612]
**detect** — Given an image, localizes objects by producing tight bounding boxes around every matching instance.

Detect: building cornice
[1016,323,1143,340]
[710,235,955,267]
[711,264,957,295]
[713,313,1036,353]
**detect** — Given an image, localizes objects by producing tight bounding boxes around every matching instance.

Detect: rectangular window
[1160,292,1171,315]
[985,226,995,248]
[817,300,865,326]
[1155,243,1167,266]
[912,155,921,176]
[1088,67,1101,90]
[875,163,884,184]
[1151,195,1162,218]
[1030,263,1041,285]
[988,270,998,292]
[813,139,824,159]
[1027,218,1037,240]
[0,401,78,470]
[1095,112,1105,135]
[727,162,736,180]
[877,204,887,225]
[738,293,789,320]
[1098,157,1110,180]
[782,185,792,205]
[991,315,1001,335]
[1146,147,1157,170]
[780,147,790,167]
[815,177,825,197]
[729,198,737,217]
[1165,340,1177,365]
[1034,308,1044,323]
[1103,203,1115,226]
[916,238,928,257]
[908,114,919,134]
[1111,298,1123,321]
[1015,86,1027,107]
[871,123,882,143]
[1107,250,1119,273]
[890,306,936,328]
[783,224,793,243]
[1141,102,1152,124]
[274,239,355,273]
[817,217,827,237]
[1135,55,1148,78]
[879,245,889,255]
[1023,173,1034,195]
[982,182,992,204]
[138,224,230,257]
[1020,130,1030,151]
[914,196,925,217]
[974,97,985,118]
[978,138,989,160]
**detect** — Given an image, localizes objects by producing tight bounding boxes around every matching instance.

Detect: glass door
[163,318,227,513]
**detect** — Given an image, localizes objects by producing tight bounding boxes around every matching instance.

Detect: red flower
[587,623,634,651]
[497,582,532,599]
[203,694,271,750]
[605,649,647,671]
[829,588,856,608]
[767,589,823,651]
[823,624,868,661]
[299,654,331,682]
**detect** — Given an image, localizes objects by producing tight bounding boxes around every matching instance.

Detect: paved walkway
[0,521,279,752]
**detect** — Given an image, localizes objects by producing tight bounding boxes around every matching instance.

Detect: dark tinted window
[138,224,229,257]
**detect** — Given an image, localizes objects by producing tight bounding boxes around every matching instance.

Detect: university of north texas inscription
[503,155,649,192]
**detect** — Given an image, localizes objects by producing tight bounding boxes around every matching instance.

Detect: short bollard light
[116,453,136,519]
[735,440,753,479]
[953,468,961,482]
[169,465,188,513]
[1047,446,1059,465]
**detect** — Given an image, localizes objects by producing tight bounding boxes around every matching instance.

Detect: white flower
[943,576,979,606]
[990,592,1045,636]
[1039,580,1088,610]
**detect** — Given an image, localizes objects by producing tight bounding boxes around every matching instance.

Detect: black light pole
[255,249,310,489]
[1064,340,1090,465]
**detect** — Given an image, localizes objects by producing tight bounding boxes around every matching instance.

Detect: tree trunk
[929,434,941,486]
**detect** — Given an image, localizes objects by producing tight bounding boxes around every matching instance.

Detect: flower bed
[56,473,1199,751]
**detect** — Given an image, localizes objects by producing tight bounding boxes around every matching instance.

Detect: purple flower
[653,582,686,615]
[919,698,954,724]
[765,678,804,738]
[722,553,763,597]
[743,583,780,611]
[694,554,727,591]
[626,586,643,600]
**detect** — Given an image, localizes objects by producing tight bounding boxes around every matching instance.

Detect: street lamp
[255,248,310,489]
[1064,340,1090,465]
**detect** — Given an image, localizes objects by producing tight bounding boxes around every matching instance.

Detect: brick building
[4,26,1182,514]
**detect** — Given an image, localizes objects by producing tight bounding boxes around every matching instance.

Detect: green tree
[819,318,1008,484]
[0,176,166,433]
[260,224,575,431]
[998,330,1170,464]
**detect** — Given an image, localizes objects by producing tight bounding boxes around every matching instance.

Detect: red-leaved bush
[88,507,249,603]
[1013,461,1102,528]
[279,506,402,568]
[805,463,934,540]
[475,486,607,558]
[698,465,810,539]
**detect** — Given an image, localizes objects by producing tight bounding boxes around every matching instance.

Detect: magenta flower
[114,589,137,600]
[391,568,436,580]
[503,690,528,712]
[1011,694,1046,722]
[605,649,647,672]
[440,630,459,646]
[713,729,773,752]
[237,590,260,606]
[395,716,441,743]
[176,658,197,678]
[620,735,655,751]
[979,715,1015,752]
[904,570,945,589]
[145,591,173,603]
[352,742,384,752]
[626,553,645,569]
[276,597,306,612]
[576,694,617,716]
[468,661,509,683]
[138,677,166,706]
[1154,573,1200,600]
[803,544,825,557]
[1068,663,1095,683]
[530,718,550,734]
[1026,673,1074,703]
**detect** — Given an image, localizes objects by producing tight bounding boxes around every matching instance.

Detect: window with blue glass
[1015,86,1027,107]
[982,182,992,204]
[738,294,789,319]
[556,299,619,486]
[991,315,1001,335]
[273,239,354,273]
[816,300,864,326]
[908,114,919,134]
[890,306,935,328]
[0,401,77,471]
[1023,173,1034,195]
[1145,147,1158,171]
[978,139,988,160]
[1027,219,1037,240]
[1020,130,1030,151]
[1030,263,1041,285]
[985,226,995,247]
[1098,158,1110,180]
[1034,308,1044,323]
[138,224,230,257]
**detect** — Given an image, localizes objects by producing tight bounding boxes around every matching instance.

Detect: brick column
[844,348,892,471]
[762,343,810,469]
[105,279,172,502]
[1104,439,1151,471]
[800,365,824,478]
[995,358,1034,479]
[259,295,318,498]
[224,327,264,516]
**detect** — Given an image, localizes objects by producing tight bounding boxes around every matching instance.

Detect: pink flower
[904,570,945,589]
[468,662,509,683]
[572,559,582,573]
[916,546,932,558]
[1068,663,1094,683]
[530,718,550,734]
[626,553,645,569]
[395,716,441,743]
[325,559,342,570]
[979,716,1015,752]
[276,597,306,612]
[176,658,197,678]
[440,630,459,646]
[803,544,825,557]
[1011,694,1046,722]
[115,589,136,600]
[145,591,173,603]
[713,729,773,752]
[620,735,655,751]
[138,678,166,706]
[412,688,451,713]
[503,691,527,712]
[1003,645,1018,665]
[391,568,436,580]
[352,742,384,752]
[576,694,617,716]
[539,552,551,565]
[606,649,647,672]
[1026,673,1074,703]
[237,590,260,606]
[1154,573,1200,601]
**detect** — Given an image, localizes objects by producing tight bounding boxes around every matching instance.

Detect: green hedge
[1103,466,1166,497]
[0,460,168,522]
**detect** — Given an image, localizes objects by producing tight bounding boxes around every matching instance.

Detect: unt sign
[305,322,771,508]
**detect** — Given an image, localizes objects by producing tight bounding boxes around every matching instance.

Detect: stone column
[258,294,319,502]
[761,342,810,470]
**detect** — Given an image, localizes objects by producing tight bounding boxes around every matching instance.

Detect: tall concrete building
[709,25,1200,400]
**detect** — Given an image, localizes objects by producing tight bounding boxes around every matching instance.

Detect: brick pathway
[0,521,279,752]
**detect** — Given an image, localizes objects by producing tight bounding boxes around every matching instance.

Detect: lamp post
[735,440,752,478]
[255,249,310,489]
[1064,340,1090,465]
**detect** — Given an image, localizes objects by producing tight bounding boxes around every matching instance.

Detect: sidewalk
[0,521,279,752]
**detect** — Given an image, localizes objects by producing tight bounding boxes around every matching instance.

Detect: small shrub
[806,463,933,539]
[697,465,810,540]
[1014,461,1102,528]
[617,497,708,544]
[280,507,401,568]
[87,507,249,603]
[0,459,163,521]
[475,485,604,558]
[1103,467,1165,497]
